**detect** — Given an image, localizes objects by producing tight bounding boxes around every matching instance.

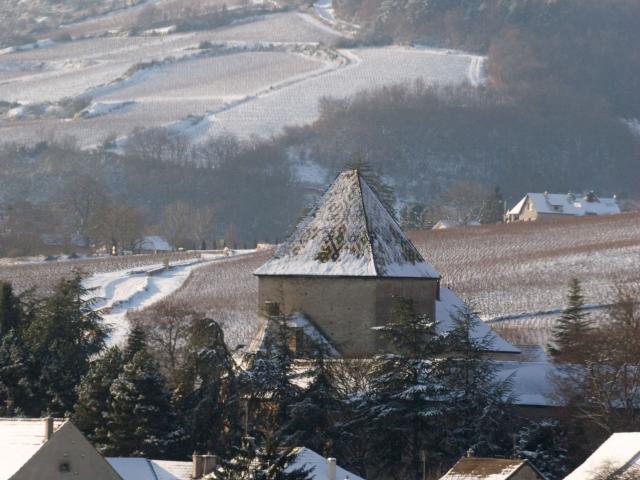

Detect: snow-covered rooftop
[564,433,640,480]
[440,457,538,480]
[255,170,440,278]
[508,192,620,217]
[436,288,520,354]
[107,457,193,480]
[139,235,173,251]
[286,447,365,480]
[0,418,66,480]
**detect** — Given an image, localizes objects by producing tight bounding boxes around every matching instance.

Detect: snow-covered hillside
[0,7,485,147]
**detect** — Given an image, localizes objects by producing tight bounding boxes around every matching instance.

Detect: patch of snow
[79,100,134,118]
[313,0,336,24]
[624,118,640,138]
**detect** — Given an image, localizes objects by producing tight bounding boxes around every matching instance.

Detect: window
[59,462,71,473]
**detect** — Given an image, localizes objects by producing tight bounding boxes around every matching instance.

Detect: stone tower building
[254,169,442,357]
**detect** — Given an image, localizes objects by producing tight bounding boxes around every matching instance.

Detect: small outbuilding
[440,455,546,480]
[564,432,640,480]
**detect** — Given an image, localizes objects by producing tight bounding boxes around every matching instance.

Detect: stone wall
[257,275,437,357]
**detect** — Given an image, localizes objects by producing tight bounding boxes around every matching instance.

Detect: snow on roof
[440,457,536,480]
[564,433,640,480]
[436,288,520,354]
[508,193,620,217]
[494,361,558,407]
[139,235,173,251]
[0,418,66,479]
[107,457,193,480]
[286,312,340,357]
[286,447,365,480]
[255,170,439,278]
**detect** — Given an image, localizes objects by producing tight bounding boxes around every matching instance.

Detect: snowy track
[84,253,238,346]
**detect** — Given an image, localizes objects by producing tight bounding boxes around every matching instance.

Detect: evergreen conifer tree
[175,317,240,457]
[480,186,505,224]
[107,349,182,457]
[548,278,591,362]
[74,347,124,451]
[0,282,22,337]
[27,273,107,415]
[124,323,147,362]
[360,296,445,480]
[283,340,341,456]
[438,305,515,460]
[0,328,39,416]
[515,419,569,480]
[244,318,301,429]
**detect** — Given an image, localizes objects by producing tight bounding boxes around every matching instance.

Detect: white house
[0,417,121,480]
[564,432,640,480]
[506,192,620,222]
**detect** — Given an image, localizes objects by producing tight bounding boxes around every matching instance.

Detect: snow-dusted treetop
[255,169,440,278]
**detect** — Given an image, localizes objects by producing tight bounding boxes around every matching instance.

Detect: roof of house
[564,433,640,480]
[507,193,620,217]
[255,170,440,278]
[286,447,365,480]
[0,417,66,480]
[440,457,540,480]
[436,288,520,354]
[107,457,193,480]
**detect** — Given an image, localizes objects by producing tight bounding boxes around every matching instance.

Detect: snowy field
[0,251,204,294]
[0,9,484,146]
[409,213,640,345]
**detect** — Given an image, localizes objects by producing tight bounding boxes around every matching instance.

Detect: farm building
[255,169,519,358]
[440,455,545,480]
[0,417,121,480]
[505,192,620,222]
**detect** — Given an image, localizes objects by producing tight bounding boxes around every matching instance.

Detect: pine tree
[124,323,147,362]
[0,282,22,337]
[515,419,569,480]
[0,328,39,416]
[282,340,342,456]
[107,349,182,458]
[437,304,515,461]
[26,273,108,415]
[548,278,591,362]
[175,317,240,457]
[74,347,124,451]
[360,296,445,480]
[244,318,301,429]
[480,186,505,224]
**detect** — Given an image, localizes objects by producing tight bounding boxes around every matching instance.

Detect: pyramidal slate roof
[255,169,440,278]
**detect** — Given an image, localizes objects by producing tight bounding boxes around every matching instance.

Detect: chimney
[327,457,337,480]
[288,326,304,354]
[202,454,218,477]
[192,452,204,479]
[466,448,474,458]
[44,417,54,441]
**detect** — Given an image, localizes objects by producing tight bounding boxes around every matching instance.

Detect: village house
[440,452,546,480]
[505,192,620,222]
[564,432,640,480]
[255,169,519,358]
[0,417,121,480]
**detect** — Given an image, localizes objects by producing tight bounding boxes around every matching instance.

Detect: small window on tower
[59,462,71,473]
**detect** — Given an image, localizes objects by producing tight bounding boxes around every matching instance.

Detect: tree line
[0,277,571,480]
